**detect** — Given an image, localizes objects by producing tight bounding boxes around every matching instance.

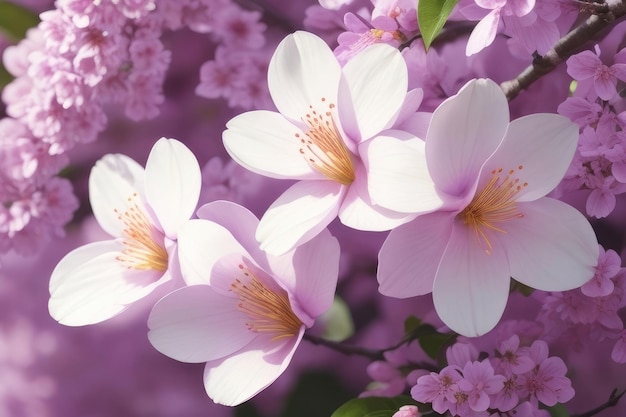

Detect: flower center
[459,166,528,254]
[231,263,303,340]
[296,98,356,185]
[114,193,168,271]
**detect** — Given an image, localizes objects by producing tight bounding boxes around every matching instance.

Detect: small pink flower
[411,366,460,414]
[567,47,626,101]
[392,405,420,417]
[581,245,621,297]
[458,360,506,412]
[377,79,599,336]
[148,201,340,406]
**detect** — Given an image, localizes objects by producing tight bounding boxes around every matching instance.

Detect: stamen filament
[231,264,302,340]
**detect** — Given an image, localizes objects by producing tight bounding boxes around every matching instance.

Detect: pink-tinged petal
[501,198,598,291]
[377,211,455,298]
[364,133,442,214]
[223,111,322,180]
[338,164,415,231]
[566,51,599,80]
[433,222,511,337]
[256,180,343,255]
[203,329,304,406]
[269,228,339,321]
[586,188,616,218]
[89,153,145,237]
[481,114,578,202]
[49,240,167,326]
[394,88,425,129]
[147,285,254,363]
[339,44,407,141]
[465,9,501,56]
[268,31,341,123]
[396,111,432,139]
[177,219,249,286]
[196,201,268,269]
[426,79,509,198]
[145,138,201,239]
[613,63,626,81]
[594,76,617,101]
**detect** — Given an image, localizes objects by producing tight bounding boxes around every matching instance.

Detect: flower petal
[426,79,509,198]
[364,132,442,214]
[203,330,303,406]
[147,285,254,363]
[268,228,340,321]
[433,222,511,337]
[196,201,268,269]
[339,43,407,141]
[223,110,322,180]
[338,164,415,231]
[268,31,341,123]
[465,9,501,56]
[49,240,166,326]
[178,219,249,286]
[89,153,145,237]
[481,114,578,202]
[145,138,201,239]
[256,180,343,255]
[377,211,455,298]
[501,198,598,291]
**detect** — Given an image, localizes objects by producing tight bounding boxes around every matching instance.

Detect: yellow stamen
[459,166,528,254]
[114,193,168,271]
[231,263,302,340]
[297,98,356,185]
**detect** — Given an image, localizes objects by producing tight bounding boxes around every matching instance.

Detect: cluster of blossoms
[0,0,275,256]
[412,338,574,416]
[558,46,626,218]
[2,0,626,415]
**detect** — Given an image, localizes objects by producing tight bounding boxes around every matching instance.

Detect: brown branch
[572,388,626,417]
[500,0,626,101]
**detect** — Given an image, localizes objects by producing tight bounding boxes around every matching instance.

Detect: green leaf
[404,315,422,336]
[320,296,355,342]
[418,331,455,360]
[546,403,571,417]
[331,396,418,417]
[0,1,39,41]
[417,0,460,50]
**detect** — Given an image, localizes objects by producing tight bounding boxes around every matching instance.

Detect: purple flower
[458,360,506,412]
[567,47,626,101]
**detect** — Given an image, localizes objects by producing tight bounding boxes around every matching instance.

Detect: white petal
[268,31,341,123]
[256,180,343,256]
[426,79,509,198]
[49,240,167,326]
[145,138,201,239]
[223,110,322,180]
[364,133,442,213]
[203,330,303,406]
[338,164,415,231]
[340,44,408,141]
[148,285,254,363]
[501,198,598,291]
[89,154,145,237]
[433,222,511,337]
[481,114,579,202]
[177,219,249,286]
[377,212,455,298]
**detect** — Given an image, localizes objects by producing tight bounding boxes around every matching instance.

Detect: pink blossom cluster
[536,245,626,363]
[412,337,574,416]
[558,46,626,218]
[0,0,276,256]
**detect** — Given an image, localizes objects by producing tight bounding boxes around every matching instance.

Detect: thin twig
[500,0,626,101]
[572,388,626,417]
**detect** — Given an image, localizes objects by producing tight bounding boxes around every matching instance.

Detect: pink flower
[392,405,420,417]
[458,360,505,411]
[567,47,626,101]
[581,245,621,297]
[517,341,574,407]
[48,138,201,326]
[223,31,439,255]
[411,366,460,414]
[377,78,599,337]
[147,201,340,406]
